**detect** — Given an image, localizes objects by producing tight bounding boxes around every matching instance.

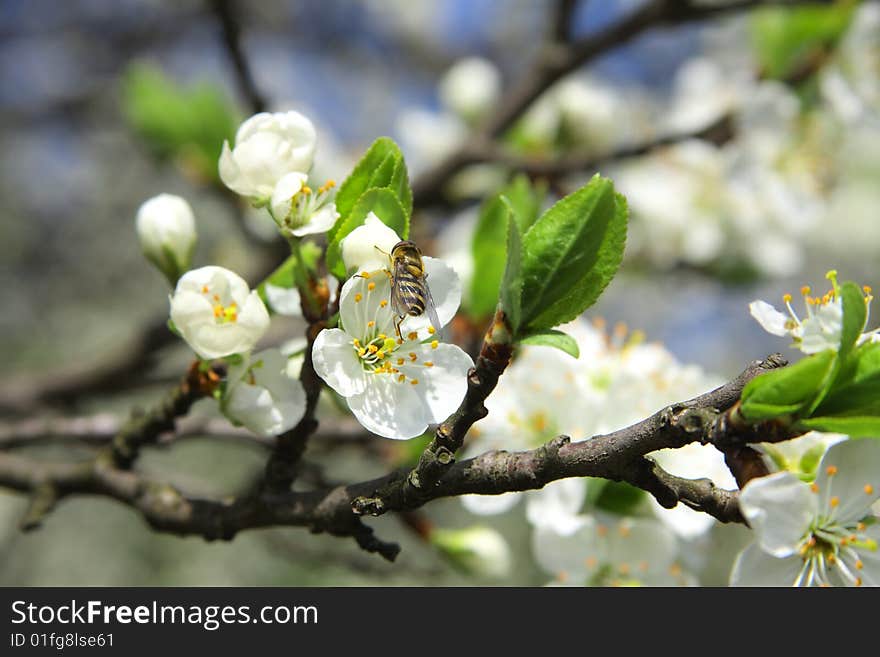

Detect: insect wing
[390,260,410,318]
[421,273,446,340]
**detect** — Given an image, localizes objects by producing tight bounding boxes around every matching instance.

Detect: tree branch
[0,353,789,560]
[209,0,267,114]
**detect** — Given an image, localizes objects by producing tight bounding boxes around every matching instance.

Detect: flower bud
[135,193,196,285]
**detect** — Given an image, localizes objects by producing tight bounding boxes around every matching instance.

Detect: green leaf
[519,176,627,332]
[468,177,545,320]
[469,195,512,318]
[499,203,524,332]
[740,350,836,421]
[813,342,880,417]
[594,480,646,515]
[326,188,408,278]
[750,3,856,81]
[503,174,545,233]
[517,329,579,359]
[257,242,321,310]
[121,63,239,182]
[798,416,880,438]
[331,138,408,241]
[839,281,867,361]
[390,157,412,218]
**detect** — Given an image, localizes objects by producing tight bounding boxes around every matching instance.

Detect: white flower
[430,525,512,579]
[759,432,848,478]
[135,193,196,283]
[312,262,471,439]
[749,271,874,354]
[731,439,880,586]
[649,443,737,540]
[533,514,694,587]
[269,172,339,238]
[438,57,501,121]
[219,111,317,201]
[222,348,306,437]
[340,212,401,273]
[169,266,270,360]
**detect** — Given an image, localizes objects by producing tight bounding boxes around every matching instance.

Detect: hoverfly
[385,240,443,340]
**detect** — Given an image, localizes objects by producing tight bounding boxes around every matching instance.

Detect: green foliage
[326,188,408,278]
[257,242,321,312]
[469,176,545,319]
[326,139,412,279]
[740,350,836,421]
[517,330,579,359]
[499,204,523,333]
[750,2,856,81]
[122,63,239,182]
[590,479,646,515]
[516,175,628,333]
[741,281,880,438]
[330,138,411,240]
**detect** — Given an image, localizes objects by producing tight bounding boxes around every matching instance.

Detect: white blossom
[219,111,317,202]
[438,57,501,121]
[731,439,880,587]
[169,266,270,360]
[533,514,695,587]
[135,193,196,283]
[312,241,471,439]
[222,348,306,437]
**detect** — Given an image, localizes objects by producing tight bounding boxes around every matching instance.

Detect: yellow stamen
[407,331,418,341]
[360,271,371,279]
[856,560,864,570]
[810,482,819,493]
[354,293,363,303]
[423,361,434,367]
[865,484,874,495]
[826,465,838,476]
[368,345,378,354]
[410,379,419,385]
[397,358,405,365]
[397,374,405,383]
[830,496,840,508]
[358,348,366,357]
[431,340,439,349]
[801,286,811,296]
[380,300,388,308]
[783,293,792,303]
[367,320,375,328]
[368,282,376,291]
[202,285,209,294]
[427,326,436,335]
[409,352,417,362]
[376,350,385,359]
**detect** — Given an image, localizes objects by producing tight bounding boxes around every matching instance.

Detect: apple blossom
[135,193,196,284]
[312,261,471,439]
[219,111,317,202]
[222,348,306,437]
[169,266,270,360]
[731,439,880,587]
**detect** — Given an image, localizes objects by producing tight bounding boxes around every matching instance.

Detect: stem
[287,236,321,321]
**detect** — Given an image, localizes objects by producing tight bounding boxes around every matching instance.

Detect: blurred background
[0,0,877,585]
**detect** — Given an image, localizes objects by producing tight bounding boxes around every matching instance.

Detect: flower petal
[394,343,472,423]
[813,438,880,524]
[525,479,587,535]
[749,300,790,337]
[729,543,805,586]
[345,373,432,439]
[739,472,816,557]
[460,492,522,516]
[531,516,596,579]
[604,516,678,574]
[338,272,396,338]
[311,328,367,397]
[291,203,339,237]
[270,171,307,221]
[340,212,401,273]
